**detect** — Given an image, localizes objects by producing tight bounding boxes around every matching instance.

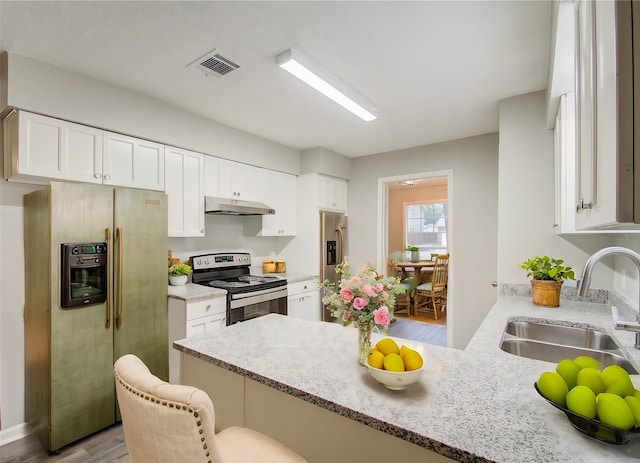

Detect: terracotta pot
[530,280,563,307]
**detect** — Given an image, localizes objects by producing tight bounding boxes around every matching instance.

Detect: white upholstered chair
[114,354,308,463]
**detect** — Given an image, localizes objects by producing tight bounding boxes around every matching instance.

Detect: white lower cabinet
[168,296,226,383]
[287,279,321,321]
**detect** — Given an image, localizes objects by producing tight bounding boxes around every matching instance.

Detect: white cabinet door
[287,279,321,321]
[168,296,226,383]
[317,175,348,212]
[3,110,103,184]
[245,170,297,236]
[574,0,636,229]
[165,146,205,237]
[103,131,165,191]
[205,157,254,200]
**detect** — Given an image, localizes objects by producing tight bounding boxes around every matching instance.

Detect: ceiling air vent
[188,49,240,77]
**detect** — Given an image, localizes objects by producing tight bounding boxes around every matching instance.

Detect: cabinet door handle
[103,174,111,181]
[94,173,102,179]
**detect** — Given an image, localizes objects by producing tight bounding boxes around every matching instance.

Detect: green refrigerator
[24,181,168,452]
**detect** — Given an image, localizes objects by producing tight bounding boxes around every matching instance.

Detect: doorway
[376,171,453,344]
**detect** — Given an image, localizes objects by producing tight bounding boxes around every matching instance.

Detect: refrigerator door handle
[115,227,123,329]
[105,228,112,329]
[336,224,345,264]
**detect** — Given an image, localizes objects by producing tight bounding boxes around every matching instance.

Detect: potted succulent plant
[405,245,420,263]
[168,263,191,286]
[521,256,575,307]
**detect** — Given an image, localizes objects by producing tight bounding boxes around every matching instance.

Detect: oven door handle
[229,287,288,309]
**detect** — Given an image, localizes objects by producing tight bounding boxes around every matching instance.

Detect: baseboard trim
[0,422,31,446]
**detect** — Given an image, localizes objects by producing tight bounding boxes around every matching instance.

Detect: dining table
[394,260,435,281]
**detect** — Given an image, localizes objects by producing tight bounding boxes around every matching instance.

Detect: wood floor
[0,424,129,463]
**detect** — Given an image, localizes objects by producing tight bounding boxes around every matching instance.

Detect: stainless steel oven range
[190,252,287,325]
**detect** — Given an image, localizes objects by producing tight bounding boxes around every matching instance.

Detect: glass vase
[356,320,374,366]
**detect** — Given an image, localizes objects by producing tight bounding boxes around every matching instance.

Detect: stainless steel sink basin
[504,320,620,351]
[500,318,639,374]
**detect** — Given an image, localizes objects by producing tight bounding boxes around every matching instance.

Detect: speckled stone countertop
[167,283,226,302]
[174,297,640,462]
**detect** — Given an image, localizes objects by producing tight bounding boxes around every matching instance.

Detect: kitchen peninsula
[173,295,640,463]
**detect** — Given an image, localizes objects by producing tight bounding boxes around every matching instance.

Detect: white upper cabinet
[318,174,348,212]
[245,169,297,236]
[3,110,103,185]
[574,0,637,230]
[3,110,166,192]
[297,173,348,212]
[165,146,205,237]
[102,132,165,191]
[205,156,260,200]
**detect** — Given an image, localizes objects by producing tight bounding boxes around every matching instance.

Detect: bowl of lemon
[366,337,424,390]
[535,355,640,445]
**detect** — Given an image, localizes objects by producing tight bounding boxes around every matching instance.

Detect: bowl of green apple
[535,355,640,445]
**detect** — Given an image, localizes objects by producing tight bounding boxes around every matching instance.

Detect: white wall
[497,91,615,288]
[0,180,42,431]
[348,133,499,349]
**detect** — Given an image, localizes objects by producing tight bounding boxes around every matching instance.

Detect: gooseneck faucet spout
[577,246,640,349]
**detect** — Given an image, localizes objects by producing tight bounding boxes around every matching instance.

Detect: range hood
[205,196,275,216]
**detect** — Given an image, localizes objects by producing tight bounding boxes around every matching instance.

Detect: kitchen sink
[504,320,620,351]
[500,318,639,374]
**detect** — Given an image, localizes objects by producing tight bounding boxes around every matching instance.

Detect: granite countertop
[173,297,640,462]
[167,283,227,302]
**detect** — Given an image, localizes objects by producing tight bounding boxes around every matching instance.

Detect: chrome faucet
[577,246,640,349]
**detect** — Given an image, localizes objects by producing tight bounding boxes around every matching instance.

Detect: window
[405,202,448,258]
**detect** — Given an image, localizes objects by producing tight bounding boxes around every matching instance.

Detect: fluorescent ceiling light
[276,48,377,122]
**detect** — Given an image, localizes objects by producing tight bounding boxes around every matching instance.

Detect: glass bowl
[534,382,640,445]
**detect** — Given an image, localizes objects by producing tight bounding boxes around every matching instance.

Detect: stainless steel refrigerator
[23,181,168,452]
[319,211,347,322]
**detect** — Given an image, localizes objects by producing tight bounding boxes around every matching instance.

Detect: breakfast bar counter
[173,296,640,463]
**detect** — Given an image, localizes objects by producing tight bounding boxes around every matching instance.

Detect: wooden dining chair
[414,254,449,320]
[394,275,419,316]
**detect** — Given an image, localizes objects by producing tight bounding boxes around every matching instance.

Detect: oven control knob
[203,259,209,265]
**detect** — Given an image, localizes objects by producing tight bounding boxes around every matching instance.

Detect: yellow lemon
[574,355,600,371]
[376,338,400,356]
[537,371,569,407]
[597,393,635,431]
[383,353,405,372]
[404,352,423,371]
[367,350,384,369]
[566,385,597,419]
[400,345,416,360]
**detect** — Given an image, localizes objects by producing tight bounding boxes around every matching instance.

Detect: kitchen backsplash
[167,214,284,266]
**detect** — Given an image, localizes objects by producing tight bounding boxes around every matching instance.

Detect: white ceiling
[0,1,552,158]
